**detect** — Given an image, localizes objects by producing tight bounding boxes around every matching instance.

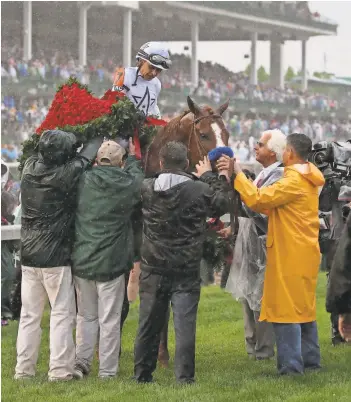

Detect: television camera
[309,140,351,213]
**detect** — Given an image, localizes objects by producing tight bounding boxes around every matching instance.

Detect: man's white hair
[263,129,287,162]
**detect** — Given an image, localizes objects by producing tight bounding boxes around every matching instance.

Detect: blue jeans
[273,321,321,375]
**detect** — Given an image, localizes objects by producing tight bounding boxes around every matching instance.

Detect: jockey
[112,42,171,118]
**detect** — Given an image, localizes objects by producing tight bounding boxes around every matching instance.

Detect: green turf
[2,274,351,402]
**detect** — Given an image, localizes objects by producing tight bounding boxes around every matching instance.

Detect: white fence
[2,225,21,241]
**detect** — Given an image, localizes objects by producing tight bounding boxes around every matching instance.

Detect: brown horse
[145,96,230,176]
[141,96,230,367]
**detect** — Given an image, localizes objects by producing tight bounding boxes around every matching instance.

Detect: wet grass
[2,274,351,402]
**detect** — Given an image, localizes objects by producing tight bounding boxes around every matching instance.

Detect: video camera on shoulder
[309,140,351,179]
[310,140,351,213]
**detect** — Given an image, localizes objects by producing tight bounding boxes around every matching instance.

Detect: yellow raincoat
[234,162,325,323]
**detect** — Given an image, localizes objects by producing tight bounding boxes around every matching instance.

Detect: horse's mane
[161,110,190,140]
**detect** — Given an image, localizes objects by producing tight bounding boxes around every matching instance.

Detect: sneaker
[99,375,116,380]
[14,374,34,380]
[48,375,74,382]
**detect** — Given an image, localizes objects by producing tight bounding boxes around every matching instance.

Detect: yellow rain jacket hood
[234,162,325,323]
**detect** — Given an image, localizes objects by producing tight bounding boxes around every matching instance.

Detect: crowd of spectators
[3,42,350,112]
[2,91,350,164]
[1,43,114,86]
[2,43,350,164]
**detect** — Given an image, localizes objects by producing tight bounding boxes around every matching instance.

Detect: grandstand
[2,1,338,90]
[1,1,350,159]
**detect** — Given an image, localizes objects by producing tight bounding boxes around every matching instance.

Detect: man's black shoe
[332,335,346,346]
[131,375,154,384]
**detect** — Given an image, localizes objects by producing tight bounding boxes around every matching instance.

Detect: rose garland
[19,77,165,171]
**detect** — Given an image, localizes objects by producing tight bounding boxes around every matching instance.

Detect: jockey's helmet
[136,42,172,70]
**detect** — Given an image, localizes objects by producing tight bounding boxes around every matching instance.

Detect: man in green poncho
[72,138,143,379]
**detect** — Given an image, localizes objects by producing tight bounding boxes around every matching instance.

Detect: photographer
[312,140,351,345]
[326,204,351,342]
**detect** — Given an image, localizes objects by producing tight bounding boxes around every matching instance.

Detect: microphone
[208,146,234,182]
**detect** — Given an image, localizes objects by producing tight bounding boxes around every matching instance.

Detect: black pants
[134,271,201,383]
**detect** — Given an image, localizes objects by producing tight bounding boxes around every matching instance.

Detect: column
[301,39,308,92]
[123,8,132,67]
[250,31,258,86]
[23,1,32,61]
[270,37,284,89]
[191,19,199,89]
[79,5,88,67]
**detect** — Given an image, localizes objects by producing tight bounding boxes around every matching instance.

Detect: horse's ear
[187,96,202,117]
[216,99,230,116]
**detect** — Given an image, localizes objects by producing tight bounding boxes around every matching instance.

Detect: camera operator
[311,140,351,345]
[326,203,351,342]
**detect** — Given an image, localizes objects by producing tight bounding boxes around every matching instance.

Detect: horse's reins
[189,114,222,161]
[191,114,240,243]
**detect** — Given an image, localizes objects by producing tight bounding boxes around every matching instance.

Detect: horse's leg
[158,305,170,368]
[127,261,141,302]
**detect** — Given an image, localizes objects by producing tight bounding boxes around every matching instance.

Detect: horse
[138,96,230,367]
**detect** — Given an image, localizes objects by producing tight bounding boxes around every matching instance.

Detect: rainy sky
[165,1,351,77]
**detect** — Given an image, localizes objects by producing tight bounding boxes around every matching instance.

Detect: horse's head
[178,96,230,165]
[144,96,230,176]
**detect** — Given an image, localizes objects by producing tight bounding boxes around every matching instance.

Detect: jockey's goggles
[148,54,172,70]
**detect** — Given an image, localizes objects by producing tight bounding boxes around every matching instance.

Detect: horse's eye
[200,133,209,140]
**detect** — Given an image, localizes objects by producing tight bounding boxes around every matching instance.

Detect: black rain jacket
[21,130,102,268]
[141,170,229,277]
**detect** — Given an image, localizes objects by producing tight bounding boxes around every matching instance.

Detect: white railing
[2,225,21,240]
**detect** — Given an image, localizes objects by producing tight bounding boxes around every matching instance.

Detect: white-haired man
[220,129,287,360]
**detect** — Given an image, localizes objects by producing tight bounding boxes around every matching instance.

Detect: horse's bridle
[191,114,240,243]
[188,114,223,161]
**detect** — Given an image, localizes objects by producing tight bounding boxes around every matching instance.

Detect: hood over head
[39,130,77,166]
[289,162,325,187]
[154,173,192,192]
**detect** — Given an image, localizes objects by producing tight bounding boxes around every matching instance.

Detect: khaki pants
[74,275,125,377]
[15,266,76,380]
[242,299,275,359]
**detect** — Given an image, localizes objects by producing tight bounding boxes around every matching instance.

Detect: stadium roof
[1,1,338,60]
[292,76,351,87]
[135,1,338,42]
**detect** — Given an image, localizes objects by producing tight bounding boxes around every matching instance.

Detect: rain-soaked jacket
[72,156,143,282]
[326,213,351,314]
[21,131,102,268]
[234,162,325,323]
[226,165,284,311]
[141,171,229,277]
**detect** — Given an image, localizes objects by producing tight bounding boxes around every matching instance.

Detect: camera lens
[315,152,325,165]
